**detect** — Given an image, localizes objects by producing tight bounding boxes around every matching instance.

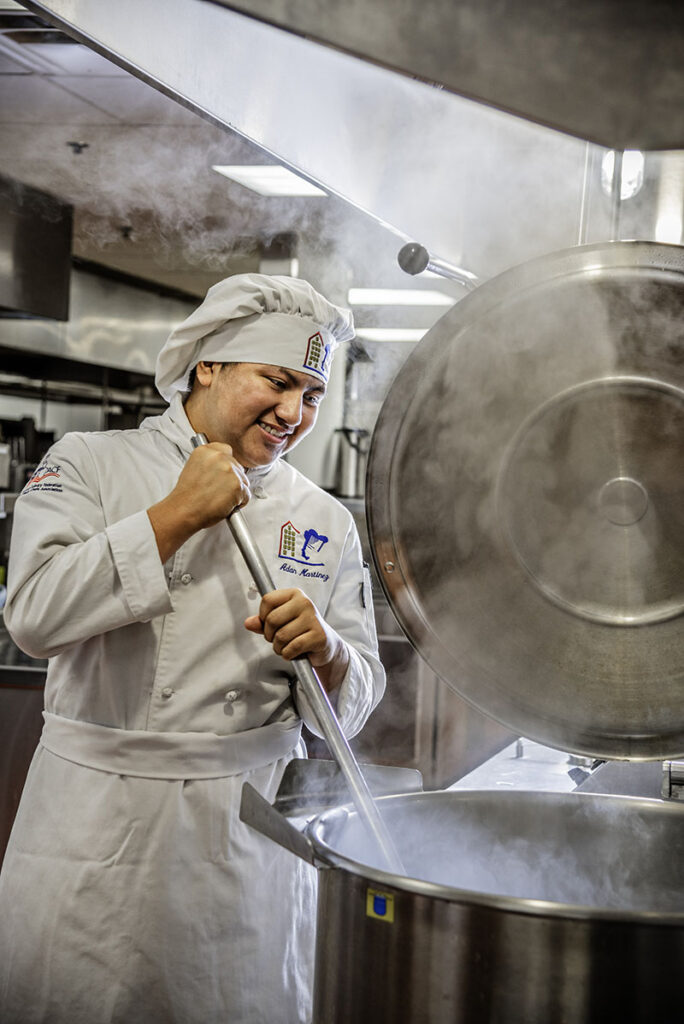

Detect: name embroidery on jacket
[278,520,330,582]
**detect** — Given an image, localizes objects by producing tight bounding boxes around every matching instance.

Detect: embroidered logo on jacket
[302,332,332,382]
[278,520,330,581]
[23,462,62,494]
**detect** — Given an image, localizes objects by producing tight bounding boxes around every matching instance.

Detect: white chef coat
[0,393,385,1024]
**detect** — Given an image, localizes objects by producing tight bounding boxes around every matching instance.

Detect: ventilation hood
[218,0,684,152]
[18,0,683,277]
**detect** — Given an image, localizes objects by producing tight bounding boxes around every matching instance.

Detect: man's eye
[268,378,286,389]
[305,393,322,406]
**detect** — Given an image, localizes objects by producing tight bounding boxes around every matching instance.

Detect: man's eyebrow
[278,367,326,394]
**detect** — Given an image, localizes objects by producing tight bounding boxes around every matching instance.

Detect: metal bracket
[661,761,684,800]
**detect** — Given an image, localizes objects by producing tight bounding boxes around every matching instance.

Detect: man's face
[193,361,326,468]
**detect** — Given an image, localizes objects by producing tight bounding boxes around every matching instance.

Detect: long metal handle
[190,433,405,874]
[397,241,480,290]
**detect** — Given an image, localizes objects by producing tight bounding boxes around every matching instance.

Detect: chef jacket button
[161,686,174,699]
[253,485,266,499]
[181,573,193,585]
[224,689,241,703]
[247,584,259,599]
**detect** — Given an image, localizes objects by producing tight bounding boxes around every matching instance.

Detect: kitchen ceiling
[0,0,457,337]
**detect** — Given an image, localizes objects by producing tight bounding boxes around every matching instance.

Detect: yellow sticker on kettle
[366,887,395,923]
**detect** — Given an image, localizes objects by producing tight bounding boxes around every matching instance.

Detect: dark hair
[186,361,236,392]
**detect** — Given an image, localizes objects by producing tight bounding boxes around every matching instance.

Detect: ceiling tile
[0,73,118,122]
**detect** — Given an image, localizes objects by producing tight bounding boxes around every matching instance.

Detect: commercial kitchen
[1,1,684,1021]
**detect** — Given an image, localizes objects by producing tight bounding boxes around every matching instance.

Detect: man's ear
[194,361,215,386]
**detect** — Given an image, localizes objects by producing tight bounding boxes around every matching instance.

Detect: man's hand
[148,443,250,563]
[244,587,349,694]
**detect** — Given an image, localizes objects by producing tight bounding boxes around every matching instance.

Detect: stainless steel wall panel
[0,267,193,374]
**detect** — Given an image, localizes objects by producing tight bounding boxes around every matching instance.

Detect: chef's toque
[155,273,355,402]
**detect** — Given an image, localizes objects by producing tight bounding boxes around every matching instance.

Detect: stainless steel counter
[449,736,668,803]
[448,737,578,794]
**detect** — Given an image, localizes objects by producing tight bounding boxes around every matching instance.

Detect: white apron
[0,715,316,1024]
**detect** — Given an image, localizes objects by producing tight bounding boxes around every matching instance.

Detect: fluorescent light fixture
[348,288,455,306]
[211,165,327,197]
[355,328,427,342]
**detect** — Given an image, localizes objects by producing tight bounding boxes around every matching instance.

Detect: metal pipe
[190,432,405,874]
[577,141,592,246]
[397,242,480,290]
[610,150,624,240]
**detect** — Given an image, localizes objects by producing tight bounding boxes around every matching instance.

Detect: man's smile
[258,420,290,440]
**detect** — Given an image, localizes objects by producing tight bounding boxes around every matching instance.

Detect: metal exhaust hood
[215,0,684,153]
[20,0,610,275]
[23,0,684,156]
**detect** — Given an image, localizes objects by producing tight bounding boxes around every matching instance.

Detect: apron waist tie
[40,711,302,780]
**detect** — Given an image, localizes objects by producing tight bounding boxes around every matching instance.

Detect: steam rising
[319,790,684,915]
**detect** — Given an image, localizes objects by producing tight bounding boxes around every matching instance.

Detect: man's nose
[276,390,304,426]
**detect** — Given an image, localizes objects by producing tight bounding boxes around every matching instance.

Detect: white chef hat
[155,273,355,402]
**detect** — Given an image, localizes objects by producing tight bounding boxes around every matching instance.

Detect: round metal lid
[367,241,684,760]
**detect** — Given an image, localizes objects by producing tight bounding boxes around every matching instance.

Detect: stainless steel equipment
[333,427,369,499]
[240,239,684,1023]
[213,0,684,151]
[397,241,480,290]
[269,757,422,816]
[21,0,595,281]
[367,239,684,761]
[243,786,684,1023]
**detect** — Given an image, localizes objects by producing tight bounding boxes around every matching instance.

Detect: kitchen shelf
[0,664,46,687]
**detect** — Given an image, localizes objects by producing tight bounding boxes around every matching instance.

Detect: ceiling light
[355,328,427,342]
[347,288,455,306]
[211,165,327,197]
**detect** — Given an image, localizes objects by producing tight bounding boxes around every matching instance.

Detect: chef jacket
[0,393,385,1024]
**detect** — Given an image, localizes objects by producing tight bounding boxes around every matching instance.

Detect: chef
[0,274,385,1024]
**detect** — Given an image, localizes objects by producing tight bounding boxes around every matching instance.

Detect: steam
[0,95,392,303]
[322,790,684,914]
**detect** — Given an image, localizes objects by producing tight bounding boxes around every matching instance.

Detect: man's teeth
[260,422,286,438]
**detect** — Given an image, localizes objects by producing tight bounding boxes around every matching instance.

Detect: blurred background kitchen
[1,0,683,863]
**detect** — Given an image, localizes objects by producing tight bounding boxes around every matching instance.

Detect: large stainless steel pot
[243,241,684,1022]
[242,785,684,1023]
